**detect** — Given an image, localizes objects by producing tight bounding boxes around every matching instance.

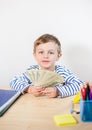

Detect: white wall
[0,0,92,87]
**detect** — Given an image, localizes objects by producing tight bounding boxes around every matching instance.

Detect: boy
[10,34,83,98]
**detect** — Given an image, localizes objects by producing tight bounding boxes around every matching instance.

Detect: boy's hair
[33,34,61,54]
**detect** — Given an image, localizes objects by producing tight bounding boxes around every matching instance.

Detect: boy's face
[33,42,61,71]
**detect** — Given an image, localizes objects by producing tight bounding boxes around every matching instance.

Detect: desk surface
[0,89,92,130]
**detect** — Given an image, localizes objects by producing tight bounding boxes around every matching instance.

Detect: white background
[0,0,92,87]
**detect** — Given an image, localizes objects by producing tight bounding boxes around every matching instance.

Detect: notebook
[0,89,22,117]
[54,114,77,126]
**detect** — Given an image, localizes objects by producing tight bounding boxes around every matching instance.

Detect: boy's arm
[9,72,32,94]
[56,75,83,98]
[9,65,39,93]
[55,65,83,98]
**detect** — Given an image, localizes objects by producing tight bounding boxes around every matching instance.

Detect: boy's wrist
[57,90,60,97]
[24,87,29,93]
[55,88,60,97]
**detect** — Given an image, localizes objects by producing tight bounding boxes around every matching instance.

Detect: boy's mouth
[41,60,50,63]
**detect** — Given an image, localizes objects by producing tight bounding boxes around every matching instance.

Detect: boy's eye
[49,52,54,54]
[38,51,54,55]
[38,51,44,54]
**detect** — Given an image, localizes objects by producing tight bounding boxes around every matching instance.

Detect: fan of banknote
[26,69,64,87]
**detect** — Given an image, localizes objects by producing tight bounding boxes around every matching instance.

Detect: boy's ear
[33,52,35,56]
[59,53,62,57]
[56,53,62,61]
[33,52,36,59]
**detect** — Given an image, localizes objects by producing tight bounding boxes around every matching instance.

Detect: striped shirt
[10,65,83,98]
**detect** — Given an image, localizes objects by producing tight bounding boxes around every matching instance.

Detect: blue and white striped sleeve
[55,66,83,98]
[9,72,32,93]
[9,65,39,93]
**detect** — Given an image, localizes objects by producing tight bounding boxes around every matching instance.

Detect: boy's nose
[43,53,49,58]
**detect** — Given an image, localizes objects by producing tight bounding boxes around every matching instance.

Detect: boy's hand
[25,86,45,97]
[42,87,59,98]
